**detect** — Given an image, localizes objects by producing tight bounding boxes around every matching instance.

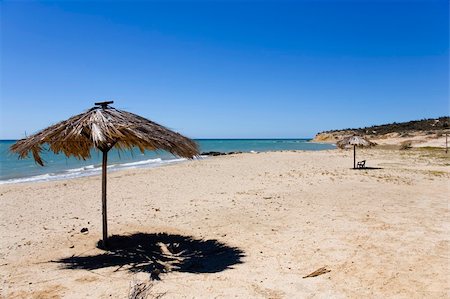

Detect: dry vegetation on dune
[314,117,450,148]
[320,116,449,136]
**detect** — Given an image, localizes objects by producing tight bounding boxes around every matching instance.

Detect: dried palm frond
[10,103,199,165]
[336,135,376,149]
[129,278,165,299]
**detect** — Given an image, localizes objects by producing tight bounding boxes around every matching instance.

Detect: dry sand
[1,149,449,298]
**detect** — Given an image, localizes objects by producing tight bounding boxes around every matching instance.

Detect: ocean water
[0,139,334,184]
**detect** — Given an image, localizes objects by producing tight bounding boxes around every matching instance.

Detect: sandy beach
[1,149,449,298]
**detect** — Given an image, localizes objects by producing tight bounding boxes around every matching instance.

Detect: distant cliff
[313,116,449,148]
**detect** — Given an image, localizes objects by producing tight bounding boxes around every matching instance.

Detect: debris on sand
[302,266,331,278]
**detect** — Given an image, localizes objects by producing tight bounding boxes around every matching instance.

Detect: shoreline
[3,145,448,185]
[0,156,192,185]
[0,143,335,185]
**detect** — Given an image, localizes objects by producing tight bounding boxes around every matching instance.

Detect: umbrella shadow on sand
[56,233,244,279]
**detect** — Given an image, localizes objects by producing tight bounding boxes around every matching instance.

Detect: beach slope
[1,149,449,298]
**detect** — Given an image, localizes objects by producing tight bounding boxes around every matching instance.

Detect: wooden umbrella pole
[101,149,108,248]
[353,145,356,169]
[446,132,448,154]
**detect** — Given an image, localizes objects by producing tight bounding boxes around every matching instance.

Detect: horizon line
[0,137,314,141]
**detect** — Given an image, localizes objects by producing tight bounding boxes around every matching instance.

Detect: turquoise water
[0,139,334,183]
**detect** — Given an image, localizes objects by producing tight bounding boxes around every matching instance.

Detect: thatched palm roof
[10,104,199,165]
[336,135,375,149]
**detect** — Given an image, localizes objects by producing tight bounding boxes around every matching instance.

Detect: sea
[0,139,334,184]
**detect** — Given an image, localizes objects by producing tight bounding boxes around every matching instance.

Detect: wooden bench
[357,160,366,168]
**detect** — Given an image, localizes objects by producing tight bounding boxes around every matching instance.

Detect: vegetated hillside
[321,117,449,136]
[313,116,450,146]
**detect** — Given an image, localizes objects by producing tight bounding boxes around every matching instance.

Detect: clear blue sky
[1,0,448,139]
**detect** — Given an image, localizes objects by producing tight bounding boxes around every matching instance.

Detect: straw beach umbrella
[10,101,199,247]
[336,135,374,169]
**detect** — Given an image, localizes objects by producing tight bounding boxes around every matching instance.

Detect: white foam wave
[0,157,191,185]
[0,171,98,185]
[65,165,97,172]
[119,158,162,167]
